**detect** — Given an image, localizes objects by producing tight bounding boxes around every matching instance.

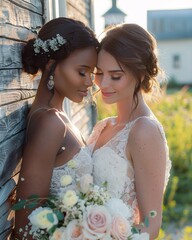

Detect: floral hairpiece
[33,34,67,55]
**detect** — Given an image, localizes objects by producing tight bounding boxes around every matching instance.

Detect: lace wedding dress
[49,147,93,196]
[88,116,171,223]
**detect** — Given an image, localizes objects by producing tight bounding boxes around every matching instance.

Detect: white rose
[132,232,150,240]
[28,207,58,231]
[49,227,66,240]
[67,159,77,169]
[79,174,93,194]
[61,190,78,207]
[111,215,132,239]
[105,198,133,220]
[60,175,73,187]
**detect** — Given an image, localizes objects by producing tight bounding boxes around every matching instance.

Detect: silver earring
[47,75,54,90]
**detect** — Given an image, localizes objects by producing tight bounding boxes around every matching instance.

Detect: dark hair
[100,23,161,107]
[22,17,99,74]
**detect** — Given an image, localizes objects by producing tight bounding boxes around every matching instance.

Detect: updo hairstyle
[100,24,161,105]
[22,17,99,74]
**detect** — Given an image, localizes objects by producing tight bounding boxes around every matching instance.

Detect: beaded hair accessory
[33,34,67,55]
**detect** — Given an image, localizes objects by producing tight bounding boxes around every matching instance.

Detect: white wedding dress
[49,147,93,196]
[88,116,171,223]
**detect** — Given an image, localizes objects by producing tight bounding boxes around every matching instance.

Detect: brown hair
[100,23,161,107]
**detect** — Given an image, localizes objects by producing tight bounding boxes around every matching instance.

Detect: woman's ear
[41,60,57,84]
[45,59,56,72]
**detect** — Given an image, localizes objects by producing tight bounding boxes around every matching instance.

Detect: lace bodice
[49,147,93,196]
[88,116,171,223]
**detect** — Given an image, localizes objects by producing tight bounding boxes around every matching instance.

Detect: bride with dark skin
[13,17,99,239]
[89,23,171,239]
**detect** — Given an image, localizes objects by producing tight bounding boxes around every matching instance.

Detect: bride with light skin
[89,23,171,239]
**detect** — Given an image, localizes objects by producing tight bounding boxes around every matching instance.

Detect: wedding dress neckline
[92,115,155,153]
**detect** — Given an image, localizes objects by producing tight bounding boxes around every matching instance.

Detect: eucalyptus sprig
[12,194,57,211]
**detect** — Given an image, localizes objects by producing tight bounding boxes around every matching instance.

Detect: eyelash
[94,72,102,76]
[94,72,121,81]
[79,71,86,77]
[111,76,121,80]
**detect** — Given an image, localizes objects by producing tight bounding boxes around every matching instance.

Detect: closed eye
[79,70,86,77]
[94,72,103,75]
[111,76,121,80]
[111,74,122,80]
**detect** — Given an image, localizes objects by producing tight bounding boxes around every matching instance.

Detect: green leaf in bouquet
[45,199,57,208]
[47,225,57,235]
[12,199,26,210]
[144,216,149,228]
[27,201,39,209]
[47,213,55,223]
[79,192,86,199]
[102,181,108,188]
[131,226,140,234]
[47,194,57,201]
[54,209,64,221]
[127,237,134,240]
[28,194,40,200]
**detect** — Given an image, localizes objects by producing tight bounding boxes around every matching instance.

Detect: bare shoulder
[38,108,65,127]
[28,109,66,142]
[128,117,167,168]
[129,117,162,145]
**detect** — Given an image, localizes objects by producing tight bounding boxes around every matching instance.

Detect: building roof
[103,0,126,17]
[147,9,192,40]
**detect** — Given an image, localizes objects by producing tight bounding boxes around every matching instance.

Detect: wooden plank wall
[66,0,96,139]
[0,0,95,238]
[0,0,43,238]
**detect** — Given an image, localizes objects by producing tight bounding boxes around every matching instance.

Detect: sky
[93,0,192,36]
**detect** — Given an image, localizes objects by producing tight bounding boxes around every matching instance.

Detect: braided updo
[22,17,99,74]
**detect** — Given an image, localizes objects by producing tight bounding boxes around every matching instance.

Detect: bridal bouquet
[13,174,150,240]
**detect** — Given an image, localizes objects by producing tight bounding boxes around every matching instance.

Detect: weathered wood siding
[66,0,96,139]
[0,0,95,238]
[0,0,43,238]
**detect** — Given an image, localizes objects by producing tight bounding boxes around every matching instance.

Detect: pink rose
[66,220,84,240]
[111,215,132,240]
[82,205,112,239]
[50,227,66,240]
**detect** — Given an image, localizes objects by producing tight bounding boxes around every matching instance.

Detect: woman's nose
[100,76,109,89]
[85,75,93,87]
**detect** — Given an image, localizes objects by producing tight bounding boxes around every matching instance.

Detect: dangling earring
[47,74,54,90]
